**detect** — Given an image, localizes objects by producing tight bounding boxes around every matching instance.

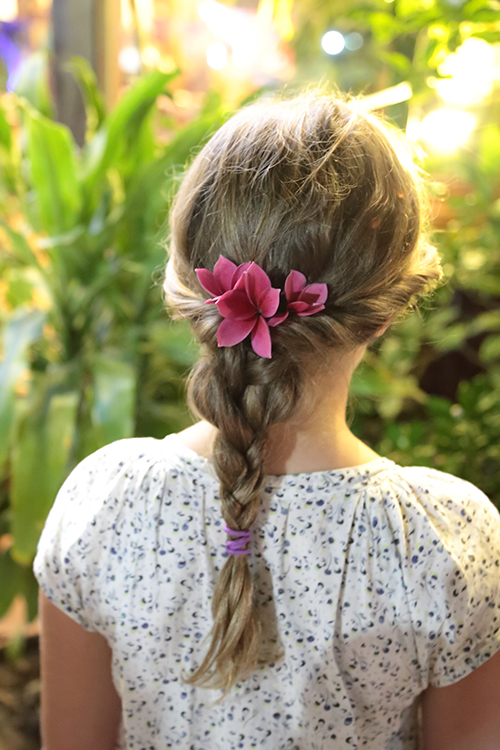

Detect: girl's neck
[265,418,380,474]
[175,418,380,476]
[175,347,381,475]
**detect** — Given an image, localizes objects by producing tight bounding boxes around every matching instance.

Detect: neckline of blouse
[163,433,396,486]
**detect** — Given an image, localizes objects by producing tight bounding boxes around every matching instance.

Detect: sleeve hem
[36,581,97,633]
[429,633,500,688]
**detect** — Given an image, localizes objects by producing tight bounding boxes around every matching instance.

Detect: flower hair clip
[195,255,328,358]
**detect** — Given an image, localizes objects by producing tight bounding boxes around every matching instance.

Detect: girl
[34,92,500,750]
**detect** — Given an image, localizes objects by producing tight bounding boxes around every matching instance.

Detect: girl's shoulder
[64,432,211,487]
[383,464,500,688]
[32,434,204,631]
[388,461,498,523]
[382,462,500,557]
[34,434,209,558]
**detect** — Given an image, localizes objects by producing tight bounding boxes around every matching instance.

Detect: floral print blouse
[33,434,500,750]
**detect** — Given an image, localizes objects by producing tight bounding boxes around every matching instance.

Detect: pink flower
[195,256,251,302]
[195,256,329,358]
[284,270,328,316]
[215,263,280,358]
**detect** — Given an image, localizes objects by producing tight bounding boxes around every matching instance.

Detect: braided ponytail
[163,91,442,699]
[178,349,301,697]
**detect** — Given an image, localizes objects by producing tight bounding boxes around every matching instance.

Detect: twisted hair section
[179,348,301,697]
[163,91,442,698]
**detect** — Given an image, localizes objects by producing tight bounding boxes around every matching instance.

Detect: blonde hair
[163,91,441,699]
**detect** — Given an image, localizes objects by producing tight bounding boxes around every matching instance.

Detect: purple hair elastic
[223,524,251,555]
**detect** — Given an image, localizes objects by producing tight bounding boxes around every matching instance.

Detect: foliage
[0,58,229,626]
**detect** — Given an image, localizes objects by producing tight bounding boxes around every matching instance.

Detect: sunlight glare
[207,42,228,70]
[419,109,477,154]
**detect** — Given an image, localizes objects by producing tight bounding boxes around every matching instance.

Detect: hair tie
[223,524,251,555]
[195,256,328,359]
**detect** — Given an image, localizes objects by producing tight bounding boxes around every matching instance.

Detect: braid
[181,348,301,699]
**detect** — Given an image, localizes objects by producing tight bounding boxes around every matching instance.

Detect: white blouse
[33,434,500,750]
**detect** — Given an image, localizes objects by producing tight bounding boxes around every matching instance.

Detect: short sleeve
[32,439,148,632]
[400,467,500,688]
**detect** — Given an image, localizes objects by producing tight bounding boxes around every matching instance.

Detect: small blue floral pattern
[33,434,500,750]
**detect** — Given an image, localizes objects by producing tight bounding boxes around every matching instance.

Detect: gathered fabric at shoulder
[388,465,500,688]
[33,437,169,633]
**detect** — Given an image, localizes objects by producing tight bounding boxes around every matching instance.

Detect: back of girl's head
[164,90,441,699]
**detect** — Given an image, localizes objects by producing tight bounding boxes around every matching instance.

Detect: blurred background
[0,1,500,746]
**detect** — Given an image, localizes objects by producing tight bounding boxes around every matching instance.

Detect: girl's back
[34,92,500,750]
[35,432,500,749]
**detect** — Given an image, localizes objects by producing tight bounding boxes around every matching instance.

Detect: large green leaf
[82,70,179,196]
[66,56,106,137]
[0,552,22,618]
[0,97,12,151]
[23,107,82,236]
[121,107,228,252]
[14,52,53,118]
[397,0,436,18]
[10,385,79,563]
[0,219,37,267]
[479,124,500,181]
[0,309,45,473]
[89,354,137,449]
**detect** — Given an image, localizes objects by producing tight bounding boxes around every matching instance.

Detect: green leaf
[359,12,404,44]
[479,335,500,362]
[14,52,54,118]
[119,107,228,263]
[469,29,500,43]
[20,565,39,622]
[0,551,22,618]
[479,124,500,180]
[378,50,412,73]
[0,309,46,473]
[66,56,106,137]
[82,70,179,194]
[10,384,79,563]
[432,323,469,351]
[0,219,39,268]
[463,0,500,22]
[3,267,36,308]
[468,310,500,336]
[163,109,228,164]
[397,0,435,17]
[0,97,12,151]
[148,321,199,368]
[89,354,137,449]
[23,106,82,236]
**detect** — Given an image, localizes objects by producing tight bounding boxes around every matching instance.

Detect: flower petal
[268,311,288,327]
[259,287,280,317]
[232,261,252,285]
[295,303,326,317]
[213,255,238,291]
[295,290,319,305]
[299,283,328,305]
[217,317,256,347]
[245,263,271,307]
[284,270,307,301]
[195,268,224,297]
[288,300,310,314]
[251,316,272,358]
[217,289,256,320]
